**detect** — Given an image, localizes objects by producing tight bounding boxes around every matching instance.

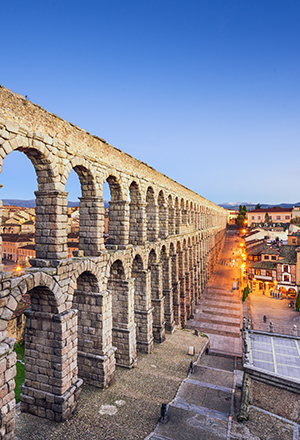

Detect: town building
[247,207,292,228]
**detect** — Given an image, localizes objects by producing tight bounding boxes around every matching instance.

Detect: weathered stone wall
[0,85,227,439]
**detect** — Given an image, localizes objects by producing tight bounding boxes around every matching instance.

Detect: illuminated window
[283,265,289,273]
[266,271,272,277]
[255,269,261,275]
[284,275,290,282]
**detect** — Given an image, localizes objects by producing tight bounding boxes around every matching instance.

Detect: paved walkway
[187,231,243,357]
[148,353,237,440]
[15,329,207,440]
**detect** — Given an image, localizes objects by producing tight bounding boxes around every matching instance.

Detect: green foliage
[264,213,270,223]
[14,341,25,362]
[14,341,25,403]
[236,205,247,229]
[242,284,250,302]
[296,292,300,312]
[255,203,261,209]
[291,216,300,225]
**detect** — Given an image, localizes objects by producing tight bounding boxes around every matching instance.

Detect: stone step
[188,321,241,338]
[195,316,240,327]
[199,308,241,318]
[200,302,241,311]
[202,298,241,307]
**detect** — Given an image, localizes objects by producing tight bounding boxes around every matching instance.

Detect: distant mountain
[1,199,111,209]
[2,199,79,208]
[219,202,300,210]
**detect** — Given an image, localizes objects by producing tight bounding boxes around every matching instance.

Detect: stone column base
[77,347,116,388]
[136,337,154,354]
[153,321,166,343]
[20,378,83,422]
[135,308,154,354]
[165,314,176,333]
[113,324,137,368]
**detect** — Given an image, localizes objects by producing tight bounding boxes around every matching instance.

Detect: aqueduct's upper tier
[0,85,226,261]
[0,85,227,440]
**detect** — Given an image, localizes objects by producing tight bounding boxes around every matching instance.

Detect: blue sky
[1,0,299,205]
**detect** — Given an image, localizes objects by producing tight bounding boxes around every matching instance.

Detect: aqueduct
[0,86,227,439]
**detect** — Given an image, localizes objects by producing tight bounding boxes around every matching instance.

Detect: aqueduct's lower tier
[0,227,225,440]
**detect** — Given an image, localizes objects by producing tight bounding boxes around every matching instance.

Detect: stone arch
[174,197,180,234]
[160,245,174,332]
[65,158,103,256]
[168,194,175,236]
[146,186,158,242]
[148,248,165,342]
[72,270,115,388]
[0,273,81,425]
[108,259,136,367]
[129,180,145,245]
[0,142,67,261]
[158,190,168,239]
[169,242,180,325]
[0,272,64,339]
[0,138,60,190]
[132,254,153,353]
[104,174,128,248]
[181,198,187,225]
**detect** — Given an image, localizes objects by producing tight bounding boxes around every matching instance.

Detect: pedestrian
[160,403,167,421]
[189,361,194,374]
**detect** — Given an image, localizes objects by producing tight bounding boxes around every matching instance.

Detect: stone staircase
[188,287,242,339]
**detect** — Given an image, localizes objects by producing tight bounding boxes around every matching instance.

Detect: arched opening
[161,245,174,332]
[18,285,80,422]
[65,169,80,257]
[148,249,165,342]
[129,181,145,245]
[67,164,103,257]
[170,242,179,324]
[174,197,180,234]
[72,270,115,387]
[0,151,38,271]
[181,198,187,227]
[108,259,136,367]
[158,190,167,239]
[168,195,175,236]
[105,176,128,249]
[132,254,153,353]
[146,187,157,242]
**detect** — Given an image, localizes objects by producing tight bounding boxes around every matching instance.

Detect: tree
[255,203,261,209]
[236,205,247,229]
[265,213,270,223]
[296,291,300,312]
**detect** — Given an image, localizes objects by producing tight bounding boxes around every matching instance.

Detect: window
[269,216,272,220]
[255,269,261,275]
[284,275,290,282]
[276,216,281,220]
[264,255,269,260]
[254,256,259,261]
[271,256,276,261]
[252,216,255,220]
[292,239,296,244]
[283,265,289,273]
[266,271,272,277]
[258,216,261,220]
[285,216,290,220]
